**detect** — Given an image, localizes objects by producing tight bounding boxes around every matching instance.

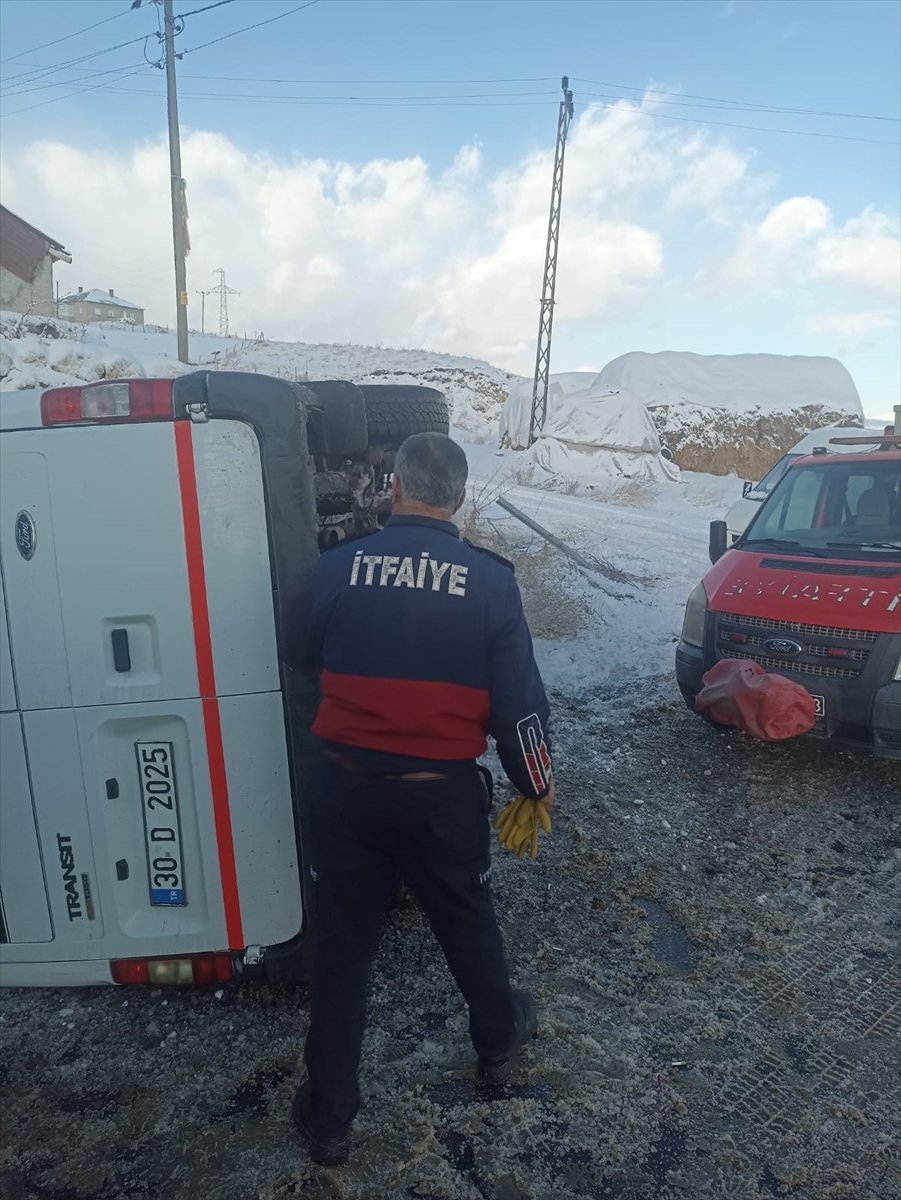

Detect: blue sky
[1,0,899,416]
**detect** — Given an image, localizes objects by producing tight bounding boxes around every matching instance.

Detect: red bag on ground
[694,659,816,741]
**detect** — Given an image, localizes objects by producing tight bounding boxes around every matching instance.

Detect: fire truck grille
[720,650,860,681]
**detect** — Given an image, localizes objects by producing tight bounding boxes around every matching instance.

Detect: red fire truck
[676,435,901,758]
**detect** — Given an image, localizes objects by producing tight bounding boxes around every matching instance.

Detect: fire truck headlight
[681,582,708,649]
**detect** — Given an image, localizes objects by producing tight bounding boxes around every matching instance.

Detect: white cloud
[0,96,896,376]
[666,140,749,220]
[706,197,901,320]
[2,105,684,366]
[805,309,900,356]
[814,211,901,302]
[707,196,831,291]
[807,310,898,338]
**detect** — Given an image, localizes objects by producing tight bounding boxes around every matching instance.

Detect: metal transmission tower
[212,268,239,337]
[527,77,574,447]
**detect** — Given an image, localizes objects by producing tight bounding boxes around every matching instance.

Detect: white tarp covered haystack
[594,351,864,418]
[500,373,597,448]
[500,374,679,483]
[592,351,864,478]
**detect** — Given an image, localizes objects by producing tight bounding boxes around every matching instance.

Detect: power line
[578,88,901,124]
[158,73,899,124]
[181,73,559,84]
[177,0,239,16]
[30,80,895,144]
[121,89,552,103]
[0,66,158,119]
[2,54,896,147]
[1,62,151,99]
[1,35,153,87]
[0,6,130,66]
[182,0,323,55]
[574,77,899,124]
[8,56,893,128]
[593,103,900,146]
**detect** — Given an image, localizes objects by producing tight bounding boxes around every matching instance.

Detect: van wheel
[359,385,449,447]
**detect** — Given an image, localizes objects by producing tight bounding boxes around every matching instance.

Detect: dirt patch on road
[2,679,899,1200]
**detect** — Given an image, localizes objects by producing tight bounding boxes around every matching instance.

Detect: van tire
[359,385,449,446]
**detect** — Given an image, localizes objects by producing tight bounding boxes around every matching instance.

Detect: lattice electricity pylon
[213,267,240,337]
[527,77,574,447]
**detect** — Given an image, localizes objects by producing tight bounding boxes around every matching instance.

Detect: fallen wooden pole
[495,496,638,595]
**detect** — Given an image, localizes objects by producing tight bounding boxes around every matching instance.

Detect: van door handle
[111,628,131,673]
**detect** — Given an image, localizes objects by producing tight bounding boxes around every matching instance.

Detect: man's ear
[392,475,403,504]
[452,489,466,515]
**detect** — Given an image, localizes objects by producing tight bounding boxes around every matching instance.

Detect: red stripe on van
[174,422,245,951]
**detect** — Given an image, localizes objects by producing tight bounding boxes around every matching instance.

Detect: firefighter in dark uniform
[292,432,554,1166]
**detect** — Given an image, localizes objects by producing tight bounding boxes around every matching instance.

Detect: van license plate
[811,695,826,719]
[136,742,186,906]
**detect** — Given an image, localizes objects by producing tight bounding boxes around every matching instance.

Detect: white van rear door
[71,691,300,959]
[0,712,53,944]
[0,446,74,710]
[1,424,198,709]
[20,707,103,947]
[2,420,283,708]
[2,415,301,968]
[0,566,16,714]
[1,555,54,944]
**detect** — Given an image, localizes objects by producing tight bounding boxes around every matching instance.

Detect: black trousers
[303,755,516,1136]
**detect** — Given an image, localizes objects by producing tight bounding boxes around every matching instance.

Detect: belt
[323,749,447,782]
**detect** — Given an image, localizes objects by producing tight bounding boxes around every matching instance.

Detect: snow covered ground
[461,442,739,694]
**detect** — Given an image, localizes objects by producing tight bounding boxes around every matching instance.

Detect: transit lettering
[56,833,83,921]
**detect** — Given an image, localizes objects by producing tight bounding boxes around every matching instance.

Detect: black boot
[476,988,538,1087]
[291,1082,351,1167]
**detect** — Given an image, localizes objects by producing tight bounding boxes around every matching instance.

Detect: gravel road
[2,674,899,1200]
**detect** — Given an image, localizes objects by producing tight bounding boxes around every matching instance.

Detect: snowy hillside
[0,314,516,440]
[1,318,872,480]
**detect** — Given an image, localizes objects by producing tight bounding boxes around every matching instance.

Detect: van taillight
[41,380,174,426]
[111,952,233,986]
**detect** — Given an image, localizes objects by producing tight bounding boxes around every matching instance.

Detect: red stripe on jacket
[313,670,490,760]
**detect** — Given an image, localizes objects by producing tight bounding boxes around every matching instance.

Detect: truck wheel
[359,385,449,446]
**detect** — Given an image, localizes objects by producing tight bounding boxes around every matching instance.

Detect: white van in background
[723,426,881,545]
[0,371,448,986]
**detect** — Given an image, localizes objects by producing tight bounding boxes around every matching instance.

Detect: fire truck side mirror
[709,520,728,564]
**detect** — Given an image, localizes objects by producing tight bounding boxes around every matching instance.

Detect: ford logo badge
[763,637,803,656]
[15,511,36,561]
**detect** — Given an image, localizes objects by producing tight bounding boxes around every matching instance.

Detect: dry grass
[649,406,865,479]
[457,492,593,639]
[589,477,656,508]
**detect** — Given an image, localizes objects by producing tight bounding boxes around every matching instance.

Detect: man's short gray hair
[394,433,468,510]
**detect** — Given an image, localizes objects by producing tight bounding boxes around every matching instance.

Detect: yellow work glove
[493,796,552,860]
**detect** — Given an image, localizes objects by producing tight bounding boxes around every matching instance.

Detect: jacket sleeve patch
[516,712,551,793]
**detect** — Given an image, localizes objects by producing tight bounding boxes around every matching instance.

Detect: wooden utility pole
[195,288,213,335]
[163,0,189,363]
